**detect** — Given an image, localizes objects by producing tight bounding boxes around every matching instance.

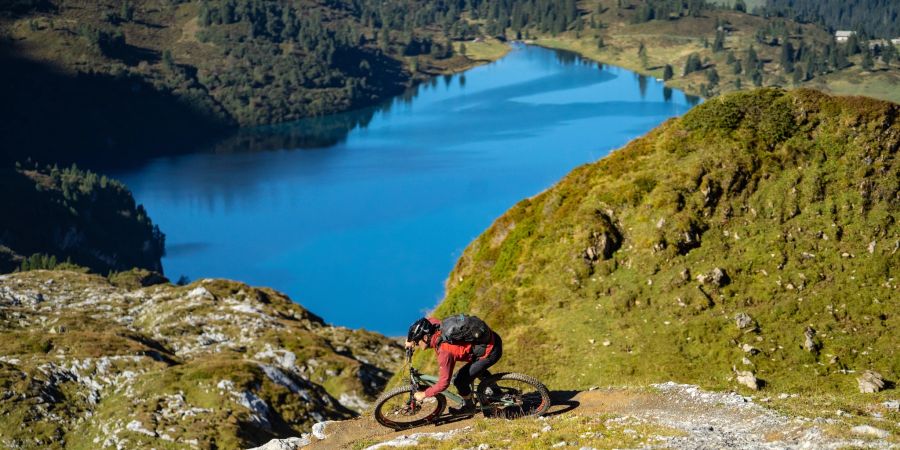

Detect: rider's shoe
[448,398,476,415]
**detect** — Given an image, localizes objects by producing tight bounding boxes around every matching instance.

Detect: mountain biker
[405,317,503,415]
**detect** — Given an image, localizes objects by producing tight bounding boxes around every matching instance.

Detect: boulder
[802,326,818,353]
[733,367,759,390]
[710,268,730,287]
[697,268,729,287]
[312,420,336,440]
[857,370,885,393]
[734,313,754,330]
[248,435,311,450]
[850,425,890,439]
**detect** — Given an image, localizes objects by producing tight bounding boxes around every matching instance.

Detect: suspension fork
[406,348,417,407]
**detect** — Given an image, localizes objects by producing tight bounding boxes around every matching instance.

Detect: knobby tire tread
[476,372,552,417]
[373,385,446,430]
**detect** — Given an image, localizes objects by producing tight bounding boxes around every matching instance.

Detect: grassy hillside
[423,88,897,412]
[0,270,404,449]
[0,163,164,274]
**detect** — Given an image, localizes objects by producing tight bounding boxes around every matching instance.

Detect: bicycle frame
[406,347,467,407]
[410,368,465,406]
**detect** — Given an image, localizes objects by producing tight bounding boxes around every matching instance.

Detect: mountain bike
[373,348,551,430]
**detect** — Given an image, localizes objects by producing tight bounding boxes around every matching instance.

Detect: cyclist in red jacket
[404,317,503,415]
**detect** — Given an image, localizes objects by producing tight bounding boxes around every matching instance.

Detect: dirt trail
[300,383,893,449]
[305,389,636,450]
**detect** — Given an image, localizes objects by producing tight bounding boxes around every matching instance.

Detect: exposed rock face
[0,270,404,448]
[583,211,623,262]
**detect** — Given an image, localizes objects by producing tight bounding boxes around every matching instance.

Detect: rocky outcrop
[857,370,886,394]
[0,270,404,448]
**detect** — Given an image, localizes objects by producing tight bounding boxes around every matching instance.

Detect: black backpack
[438,314,492,345]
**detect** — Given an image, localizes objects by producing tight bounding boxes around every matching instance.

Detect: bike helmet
[407,318,437,343]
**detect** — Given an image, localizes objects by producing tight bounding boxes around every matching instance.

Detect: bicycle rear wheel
[476,373,551,418]
[373,385,446,430]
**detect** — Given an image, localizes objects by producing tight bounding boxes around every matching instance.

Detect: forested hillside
[0,0,480,165]
[424,88,898,409]
[4,0,898,166]
[0,162,165,274]
[763,0,900,38]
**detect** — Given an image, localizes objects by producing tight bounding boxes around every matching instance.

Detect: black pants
[453,332,503,396]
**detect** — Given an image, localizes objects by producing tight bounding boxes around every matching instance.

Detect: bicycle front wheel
[476,373,551,418]
[373,385,446,430]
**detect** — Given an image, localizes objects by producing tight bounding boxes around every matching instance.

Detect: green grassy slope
[427,89,897,402]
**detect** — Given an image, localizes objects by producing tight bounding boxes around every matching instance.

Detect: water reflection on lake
[114,44,697,335]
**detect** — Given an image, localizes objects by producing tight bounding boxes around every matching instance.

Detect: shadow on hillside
[0,52,228,168]
[427,390,581,426]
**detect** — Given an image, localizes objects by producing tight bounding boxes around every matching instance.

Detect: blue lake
[113,44,697,336]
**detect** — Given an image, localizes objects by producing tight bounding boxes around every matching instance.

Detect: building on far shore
[835,30,855,43]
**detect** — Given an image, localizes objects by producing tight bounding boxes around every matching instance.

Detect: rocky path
[253,382,896,449]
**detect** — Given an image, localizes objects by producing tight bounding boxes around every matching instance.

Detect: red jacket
[422,318,495,397]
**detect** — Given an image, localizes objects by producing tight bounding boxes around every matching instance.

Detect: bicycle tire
[373,385,446,430]
[476,372,551,418]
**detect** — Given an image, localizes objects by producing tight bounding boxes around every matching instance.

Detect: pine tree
[745,45,759,71]
[713,30,725,53]
[683,53,702,75]
[162,50,176,71]
[121,1,134,22]
[862,48,874,71]
[846,34,861,55]
[751,68,763,86]
[707,68,719,86]
[663,64,674,81]
[883,44,896,66]
[638,41,648,68]
[781,41,795,73]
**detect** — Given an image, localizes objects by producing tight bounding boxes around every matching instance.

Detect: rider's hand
[414,391,427,402]
[404,340,415,349]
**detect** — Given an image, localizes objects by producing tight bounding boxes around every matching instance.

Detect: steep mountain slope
[429,88,897,398]
[0,270,404,448]
[0,164,164,274]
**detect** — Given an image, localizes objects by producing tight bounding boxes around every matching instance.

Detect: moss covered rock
[0,270,404,448]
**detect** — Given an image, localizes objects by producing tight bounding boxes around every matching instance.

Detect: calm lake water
[114,44,697,336]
